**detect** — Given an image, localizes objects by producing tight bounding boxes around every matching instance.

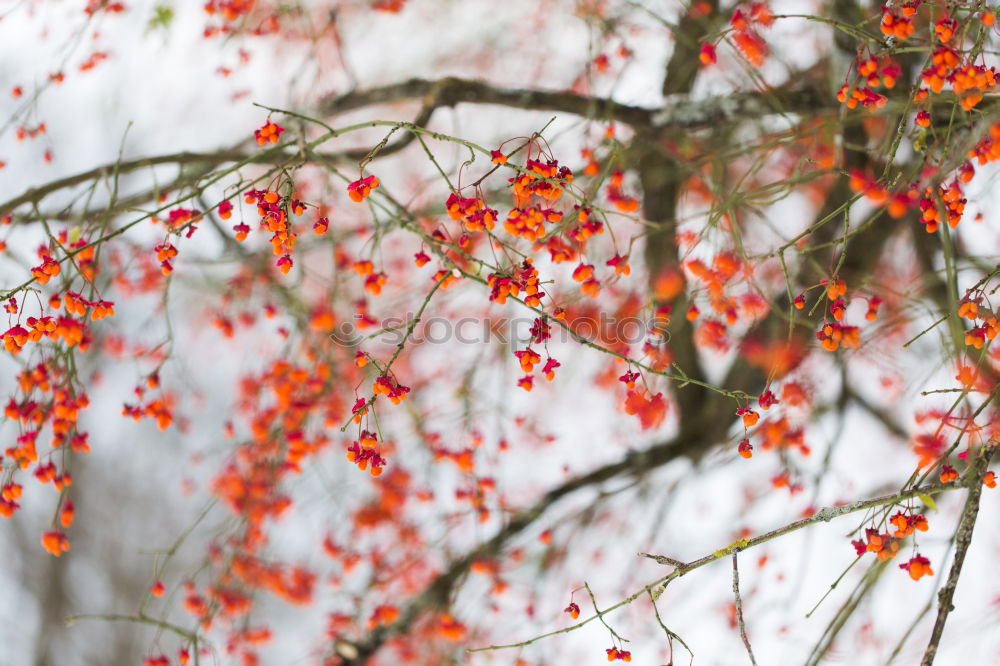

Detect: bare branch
[732,553,758,666]
[317,76,834,132]
[317,76,655,127]
[920,447,996,666]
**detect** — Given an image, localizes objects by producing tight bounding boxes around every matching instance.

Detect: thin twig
[647,588,694,665]
[920,447,995,666]
[584,582,629,644]
[640,552,686,568]
[732,553,758,666]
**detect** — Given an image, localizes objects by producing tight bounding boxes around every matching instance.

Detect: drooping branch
[337,430,706,665]
[470,477,967,654]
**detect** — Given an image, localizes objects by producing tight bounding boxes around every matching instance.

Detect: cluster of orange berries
[504,205,562,242]
[737,406,759,428]
[857,56,900,89]
[346,430,386,477]
[513,343,559,392]
[353,259,388,296]
[510,158,572,207]
[958,299,1000,349]
[697,3,772,68]
[699,43,717,66]
[155,242,178,274]
[808,279,860,351]
[165,207,201,233]
[2,360,84,557]
[543,236,577,264]
[683,252,746,329]
[142,655,172,666]
[366,603,400,628]
[3,323,30,354]
[605,170,639,213]
[889,511,929,539]
[815,322,860,352]
[852,527,900,562]
[66,291,114,320]
[921,47,998,111]
[242,188,307,274]
[68,238,97,280]
[730,2,772,67]
[446,193,497,232]
[437,614,468,642]
[852,512,933,580]
[571,262,601,298]
[514,347,541,373]
[836,54,899,111]
[570,206,603,244]
[836,84,886,110]
[204,0,256,23]
[372,375,410,405]
[734,390,780,459]
[30,255,60,284]
[14,121,46,141]
[847,168,893,210]
[2,293,110,355]
[970,122,1000,165]
[605,254,630,276]
[849,162,976,231]
[253,120,284,145]
[879,2,917,40]
[488,259,546,307]
[41,530,71,556]
[899,555,934,581]
[949,61,997,111]
[920,178,967,232]
[430,268,459,289]
[605,647,632,662]
[4,430,40,473]
[121,395,174,431]
[347,175,379,202]
[623,389,667,430]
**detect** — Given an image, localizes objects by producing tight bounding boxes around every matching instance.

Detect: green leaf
[147,5,173,33]
[918,493,937,512]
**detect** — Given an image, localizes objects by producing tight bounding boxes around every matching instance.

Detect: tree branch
[920,446,995,666]
[471,478,964,654]
[732,552,758,666]
[338,431,702,665]
[317,76,655,128]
